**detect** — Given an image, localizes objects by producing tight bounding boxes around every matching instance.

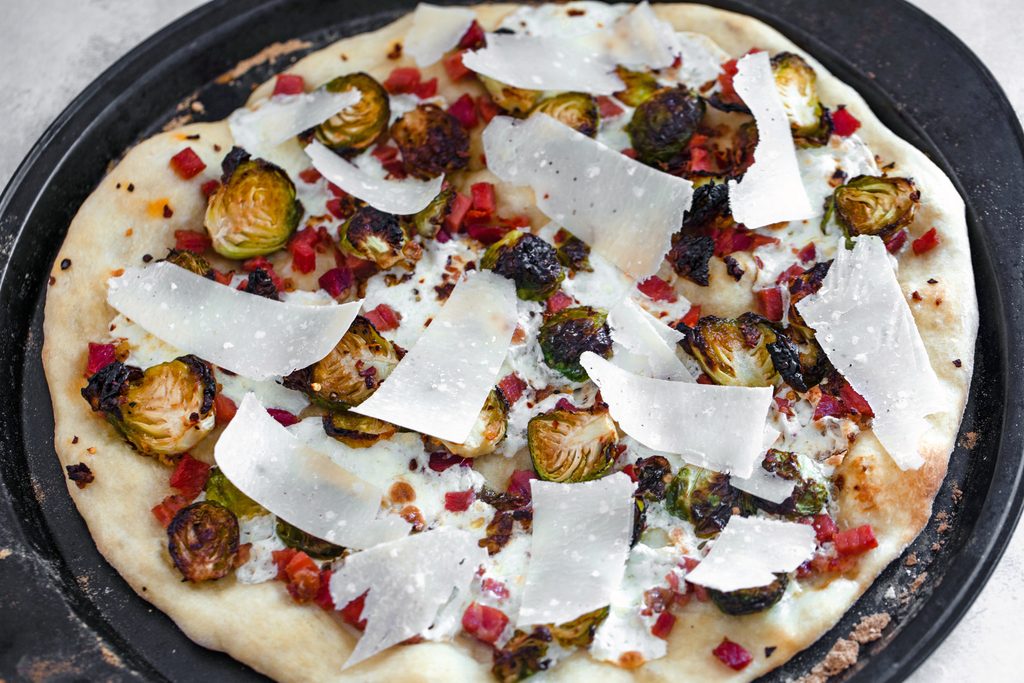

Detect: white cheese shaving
[517,473,635,626]
[214,393,409,549]
[483,114,693,279]
[229,89,361,153]
[580,2,679,70]
[730,425,796,504]
[305,140,443,215]
[404,3,476,67]
[795,236,943,469]
[329,527,486,668]
[727,52,814,229]
[672,32,727,87]
[608,298,693,380]
[685,515,816,592]
[497,2,626,38]
[352,270,517,443]
[107,263,361,380]
[580,352,773,478]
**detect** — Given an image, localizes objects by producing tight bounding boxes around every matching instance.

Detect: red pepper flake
[340,592,369,630]
[383,67,422,95]
[428,452,472,472]
[318,267,353,298]
[266,408,300,427]
[797,242,816,263]
[151,494,189,528]
[413,77,438,99]
[476,95,501,124]
[681,305,701,328]
[755,287,784,322]
[596,96,624,119]
[621,463,638,482]
[169,147,206,180]
[912,227,940,255]
[86,342,117,375]
[481,577,510,600]
[214,393,237,427]
[545,290,575,314]
[507,469,537,501]
[298,167,322,184]
[471,182,497,214]
[314,568,335,611]
[272,73,305,96]
[712,638,753,671]
[174,229,211,254]
[445,489,476,512]
[637,275,677,303]
[831,106,861,137]
[498,373,528,405]
[885,229,908,254]
[169,454,211,501]
[287,226,320,274]
[448,93,478,129]
[834,524,878,556]
[200,179,220,198]
[461,602,509,645]
[458,20,486,50]
[443,51,473,82]
[444,192,473,233]
[651,612,677,640]
[365,303,401,331]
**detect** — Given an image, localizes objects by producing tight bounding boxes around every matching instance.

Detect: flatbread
[42,4,978,681]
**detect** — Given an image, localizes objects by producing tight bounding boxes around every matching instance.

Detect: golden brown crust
[43,4,977,682]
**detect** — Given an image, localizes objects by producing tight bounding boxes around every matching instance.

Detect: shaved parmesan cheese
[608,298,693,380]
[498,2,626,38]
[229,89,361,153]
[727,52,814,229]
[352,270,517,443]
[215,394,408,549]
[483,114,693,279]
[577,2,678,70]
[305,140,443,215]
[405,4,475,67]
[673,32,727,87]
[795,236,943,469]
[107,263,360,380]
[685,516,816,592]
[518,473,635,626]
[580,352,773,478]
[730,425,796,504]
[330,528,486,667]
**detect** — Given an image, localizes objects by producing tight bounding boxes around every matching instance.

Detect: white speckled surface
[1,1,1021,680]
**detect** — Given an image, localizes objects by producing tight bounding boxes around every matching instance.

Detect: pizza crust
[42,4,977,681]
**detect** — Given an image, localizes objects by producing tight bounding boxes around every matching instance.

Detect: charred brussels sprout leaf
[276,518,346,559]
[481,75,542,115]
[323,411,397,448]
[682,181,732,232]
[538,306,613,382]
[614,66,661,107]
[683,313,779,387]
[666,465,751,538]
[481,230,564,301]
[442,389,508,457]
[667,233,714,286]
[553,229,591,272]
[530,93,599,137]
[771,53,831,148]
[528,405,617,482]
[756,450,830,518]
[709,573,789,616]
[830,175,921,243]
[766,329,831,393]
[635,455,673,501]
[626,86,705,166]
[492,627,553,683]
[244,268,280,300]
[314,72,390,155]
[631,497,646,547]
[205,150,300,260]
[410,187,454,238]
[550,606,610,648]
[163,249,213,278]
[167,501,240,582]
[339,206,413,269]
[390,104,470,180]
[82,361,143,415]
[204,468,266,518]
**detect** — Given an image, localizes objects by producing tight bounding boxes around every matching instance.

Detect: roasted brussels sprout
[480,75,542,115]
[167,501,240,582]
[626,86,706,166]
[204,149,300,260]
[538,306,613,382]
[285,316,400,409]
[441,389,508,457]
[528,404,617,482]
[390,104,469,180]
[614,65,661,107]
[530,93,599,137]
[755,450,829,518]
[665,465,751,538]
[323,411,397,448]
[204,468,266,518]
[82,355,216,461]
[163,249,213,278]
[683,313,779,387]
[635,455,673,501]
[709,574,789,616]
[550,606,610,648]
[339,206,414,269]
[481,230,564,301]
[276,517,346,559]
[313,72,390,155]
[828,176,921,242]
[771,53,831,148]
[410,187,454,238]
[553,228,591,272]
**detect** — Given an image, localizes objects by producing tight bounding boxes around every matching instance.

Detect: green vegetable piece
[390,104,469,180]
[204,467,266,518]
[481,230,564,302]
[683,313,779,387]
[550,606,610,647]
[528,404,617,482]
[770,52,831,148]
[322,411,397,449]
[339,205,413,269]
[530,92,599,137]
[314,72,390,155]
[614,65,661,107]
[830,175,921,243]
[167,501,240,582]
[480,75,542,115]
[553,228,591,272]
[538,306,613,382]
[441,389,508,457]
[665,464,752,538]
[492,627,552,683]
[757,449,830,518]
[276,518,346,559]
[163,249,213,278]
[709,573,789,615]
[410,187,454,238]
[626,86,705,166]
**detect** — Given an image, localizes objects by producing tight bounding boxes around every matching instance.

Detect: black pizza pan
[1,0,1021,680]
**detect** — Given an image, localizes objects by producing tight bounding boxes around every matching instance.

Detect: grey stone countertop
[1,1,1021,681]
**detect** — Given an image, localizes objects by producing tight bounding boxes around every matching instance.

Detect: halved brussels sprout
[538,306,613,382]
[410,187,454,238]
[665,464,751,538]
[614,65,661,107]
[167,501,240,582]
[528,405,617,482]
[339,206,414,269]
[683,313,779,387]
[771,53,831,148]
[323,411,397,449]
[390,104,469,180]
[481,230,564,301]
[285,316,400,409]
[709,573,789,616]
[204,149,300,260]
[492,627,552,683]
[635,455,673,501]
[313,72,390,155]
[276,517,346,559]
[829,175,921,242]
[204,467,266,518]
[530,93,599,137]
[163,249,213,278]
[755,450,830,518]
[626,86,706,166]
[553,228,591,272]
[480,75,542,114]
[441,389,508,457]
[550,606,610,648]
